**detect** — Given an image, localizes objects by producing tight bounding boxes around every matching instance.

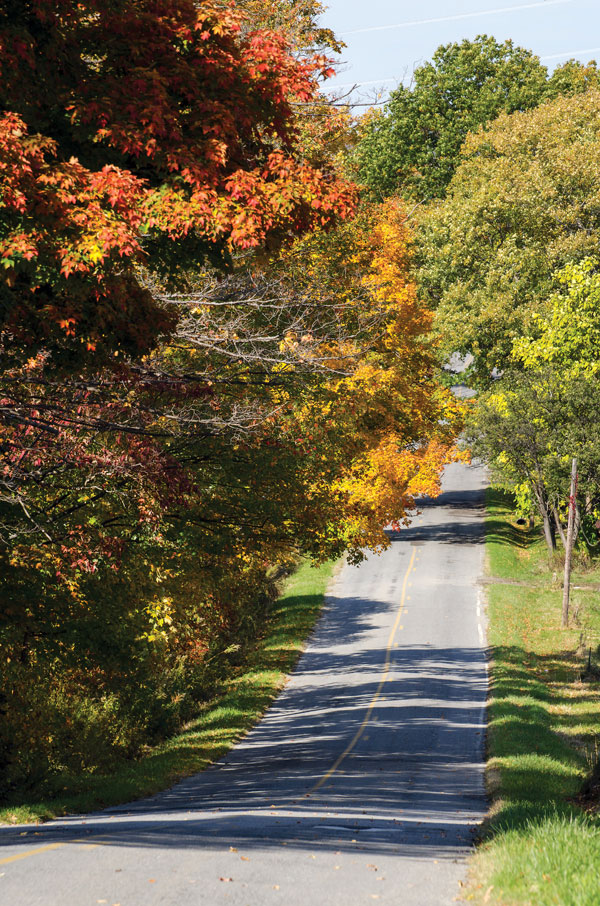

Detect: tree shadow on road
[0,621,488,862]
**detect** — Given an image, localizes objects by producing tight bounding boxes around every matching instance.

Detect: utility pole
[562,457,578,629]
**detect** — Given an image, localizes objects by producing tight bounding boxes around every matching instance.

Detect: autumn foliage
[277,201,463,558]
[0,2,461,796]
[0,0,355,363]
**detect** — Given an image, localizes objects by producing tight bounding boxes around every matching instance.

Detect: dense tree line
[353,33,600,562]
[8,4,599,796]
[0,1,461,794]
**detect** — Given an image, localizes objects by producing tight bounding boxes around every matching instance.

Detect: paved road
[0,461,488,906]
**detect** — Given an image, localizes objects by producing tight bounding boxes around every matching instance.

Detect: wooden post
[562,457,578,629]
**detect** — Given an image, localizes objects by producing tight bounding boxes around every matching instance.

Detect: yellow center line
[0,842,66,865]
[0,835,115,866]
[309,547,417,793]
[4,548,417,862]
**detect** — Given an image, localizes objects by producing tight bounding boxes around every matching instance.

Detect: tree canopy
[514,258,600,376]
[354,36,547,202]
[470,258,600,554]
[0,0,359,563]
[468,365,600,554]
[0,0,355,367]
[417,88,600,381]
[353,35,599,204]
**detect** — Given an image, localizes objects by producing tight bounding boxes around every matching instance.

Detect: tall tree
[417,89,600,382]
[0,0,357,563]
[354,36,600,204]
[0,0,355,367]
[468,367,600,555]
[469,260,600,554]
[353,36,548,202]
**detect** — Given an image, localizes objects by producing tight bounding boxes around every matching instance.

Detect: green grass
[0,559,335,826]
[486,494,600,589]
[467,490,600,905]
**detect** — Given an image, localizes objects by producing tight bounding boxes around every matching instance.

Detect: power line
[332,43,600,95]
[340,0,574,36]
[542,46,600,60]
[333,77,400,89]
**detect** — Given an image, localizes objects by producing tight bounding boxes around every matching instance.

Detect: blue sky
[319,0,600,102]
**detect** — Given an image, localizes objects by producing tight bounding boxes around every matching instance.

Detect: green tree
[418,89,600,382]
[468,368,600,554]
[354,36,549,202]
[546,58,600,98]
[514,258,600,375]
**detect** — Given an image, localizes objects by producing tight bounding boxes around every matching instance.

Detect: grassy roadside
[0,559,336,826]
[467,490,600,906]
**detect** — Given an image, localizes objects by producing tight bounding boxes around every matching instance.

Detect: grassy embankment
[0,559,335,826]
[467,490,600,905]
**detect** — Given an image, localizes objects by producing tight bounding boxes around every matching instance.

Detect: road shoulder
[466,489,600,906]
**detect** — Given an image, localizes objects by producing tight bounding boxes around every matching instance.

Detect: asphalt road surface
[0,461,488,906]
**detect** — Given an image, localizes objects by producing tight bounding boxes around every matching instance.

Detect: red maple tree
[0,0,355,364]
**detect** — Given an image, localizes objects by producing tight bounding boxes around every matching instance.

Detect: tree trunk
[542,508,556,553]
[573,502,581,545]
[19,629,32,666]
[562,458,578,629]
[532,481,556,554]
[553,506,567,548]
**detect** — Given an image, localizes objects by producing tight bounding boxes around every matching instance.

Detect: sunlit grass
[473,814,600,906]
[0,559,335,825]
[468,491,600,905]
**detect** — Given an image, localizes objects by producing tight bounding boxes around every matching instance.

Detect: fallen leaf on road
[240,856,250,862]
[148,879,156,883]
[273,885,280,890]
[219,877,233,883]
[367,864,378,871]
[229,847,238,852]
